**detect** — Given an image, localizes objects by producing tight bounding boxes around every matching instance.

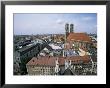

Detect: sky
[14,13,97,35]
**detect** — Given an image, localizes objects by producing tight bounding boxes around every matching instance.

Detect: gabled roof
[67,33,92,42]
[26,56,56,66]
[62,68,74,75]
[26,56,91,66]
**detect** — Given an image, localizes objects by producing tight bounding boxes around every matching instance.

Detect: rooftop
[62,68,74,75]
[49,44,62,50]
[67,33,92,42]
[18,43,40,53]
[26,56,91,66]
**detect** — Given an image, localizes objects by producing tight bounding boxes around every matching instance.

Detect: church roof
[67,33,92,42]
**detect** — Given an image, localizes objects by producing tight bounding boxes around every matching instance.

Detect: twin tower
[65,23,74,38]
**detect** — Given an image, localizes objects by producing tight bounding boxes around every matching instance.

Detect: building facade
[14,43,46,75]
[26,56,93,75]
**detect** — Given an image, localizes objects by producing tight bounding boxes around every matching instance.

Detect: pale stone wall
[26,65,55,75]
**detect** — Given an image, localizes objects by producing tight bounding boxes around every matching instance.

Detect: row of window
[21,47,39,60]
[29,70,54,75]
[74,42,91,49]
[31,66,54,69]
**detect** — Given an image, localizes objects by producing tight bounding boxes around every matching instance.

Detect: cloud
[56,19,64,24]
[14,13,97,35]
[82,17,94,21]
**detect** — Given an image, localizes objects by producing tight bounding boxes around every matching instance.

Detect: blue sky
[14,13,97,35]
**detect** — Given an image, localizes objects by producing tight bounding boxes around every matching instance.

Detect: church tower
[70,24,74,33]
[65,23,69,38]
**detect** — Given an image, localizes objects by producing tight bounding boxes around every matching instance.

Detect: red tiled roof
[26,56,56,66]
[26,56,90,66]
[59,56,90,65]
[67,33,92,42]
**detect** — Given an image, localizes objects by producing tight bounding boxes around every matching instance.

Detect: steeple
[70,24,74,33]
[65,23,69,38]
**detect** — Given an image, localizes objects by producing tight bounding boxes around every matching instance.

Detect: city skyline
[14,13,97,35]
